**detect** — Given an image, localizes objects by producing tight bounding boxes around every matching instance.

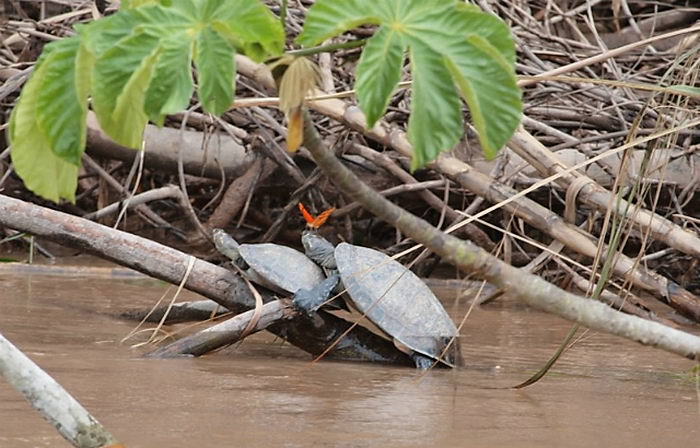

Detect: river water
[0,265,698,447]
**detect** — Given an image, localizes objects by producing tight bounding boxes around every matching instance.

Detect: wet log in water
[120,299,229,324]
[146,299,296,358]
[0,194,411,366]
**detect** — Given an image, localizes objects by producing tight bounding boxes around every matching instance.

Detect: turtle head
[301,230,337,269]
[212,229,242,261]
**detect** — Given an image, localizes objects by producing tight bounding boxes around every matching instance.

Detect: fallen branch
[86,113,254,179]
[0,194,411,365]
[0,332,123,448]
[83,184,182,221]
[508,129,700,259]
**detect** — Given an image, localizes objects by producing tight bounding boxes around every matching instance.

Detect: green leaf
[447,34,521,158]
[296,0,378,47]
[194,26,235,115]
[298,0,522,166]
[121,0,171,9]
[408,41,463,169]
[8,0,285,202]
[209,0,285,61]
[145,35,195,125]
[92,29,161,148]
[110,45,161,148]
[8,60,79,203]
[85,0,282,141]
[355,26,404,128]
[455,3,516,65]
[35,37,91,165]
[80,9,144,56]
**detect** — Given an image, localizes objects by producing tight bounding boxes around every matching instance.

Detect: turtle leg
[411,353,435,370]
[293,272,340,314]
[325,274,350,312]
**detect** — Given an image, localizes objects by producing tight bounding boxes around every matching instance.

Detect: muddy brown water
[0,266,698,447]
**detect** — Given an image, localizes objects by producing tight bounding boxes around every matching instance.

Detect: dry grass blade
[236,266,265,340]
[122,256,197,348]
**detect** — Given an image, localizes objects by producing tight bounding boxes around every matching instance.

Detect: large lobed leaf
[298,0,522,168]
[8,0,284,202]
[86,0,282,146]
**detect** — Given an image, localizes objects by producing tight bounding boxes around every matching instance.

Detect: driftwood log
[85,113,254,180]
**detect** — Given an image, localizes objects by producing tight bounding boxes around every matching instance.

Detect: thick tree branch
[302,114,700,361]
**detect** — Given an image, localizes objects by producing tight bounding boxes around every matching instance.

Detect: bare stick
[0,332,123,448]
[83,185,182,221]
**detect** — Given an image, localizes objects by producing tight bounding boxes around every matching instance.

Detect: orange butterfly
[298,203,335,229]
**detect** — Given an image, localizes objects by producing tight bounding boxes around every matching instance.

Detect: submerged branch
[145,299,297,358]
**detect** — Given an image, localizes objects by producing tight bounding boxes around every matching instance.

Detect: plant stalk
[287,39,367,57]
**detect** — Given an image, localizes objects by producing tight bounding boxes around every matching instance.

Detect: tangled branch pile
[1,1,699,328]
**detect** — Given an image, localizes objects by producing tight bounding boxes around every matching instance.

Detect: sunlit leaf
[209,0,285,61]
[121,0,171,9]
[408,41,462,169]
[354,26,404,128]
[8,59,79,203]
[111,46,161,148]
[145,35,194,125]
[92,30,161,148]
[7,0,285,202]
[34,37,92,165]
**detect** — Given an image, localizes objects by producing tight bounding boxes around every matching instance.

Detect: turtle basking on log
[212,204,462,369]
[212,228,347,311]
[297,205,462,369]
[212,228,326,296]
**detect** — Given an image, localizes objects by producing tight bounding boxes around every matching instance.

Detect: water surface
[0,267,697,447]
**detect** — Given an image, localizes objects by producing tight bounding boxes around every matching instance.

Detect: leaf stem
[287,39,367,57]
[279,0,287,29]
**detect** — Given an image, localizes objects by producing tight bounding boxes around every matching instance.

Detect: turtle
[212,228,326,295]
[213,229,348,312]
[297,231,461,369]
